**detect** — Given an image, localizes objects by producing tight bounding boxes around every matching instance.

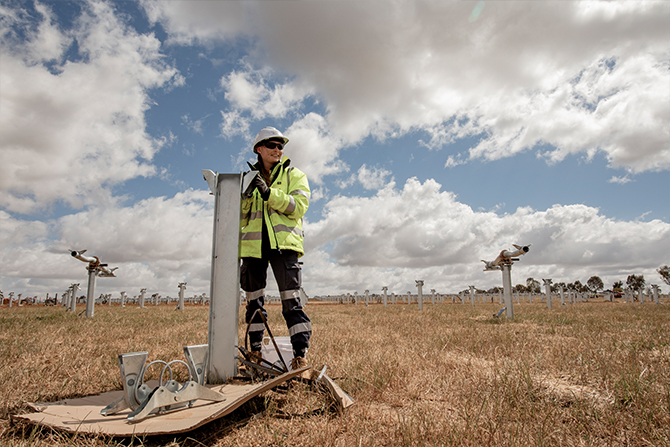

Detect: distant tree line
[475,265,669,295]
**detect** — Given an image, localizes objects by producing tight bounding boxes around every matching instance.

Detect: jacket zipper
[266,164,282,254]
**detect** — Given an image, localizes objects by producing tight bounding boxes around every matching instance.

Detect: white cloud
[608,175,633,185]
[2,180,668,298]
[140,0,248,45]
[220,66,313,121]
[356,164,393,190]
[220,110,251,139]
[145,0,670,174]
[301,177,670,294]
[338,164,394,190]
[181,114,207,135]
[222,71,267,111]
[280,113,349,185]
[56,189,213,263]
[469,53,670,173]
[444,154,467,168]
[0,0,180,213]
[0,189,214,297]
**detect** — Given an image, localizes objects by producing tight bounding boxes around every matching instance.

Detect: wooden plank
[319,373,355,411]
[17,367,309,437]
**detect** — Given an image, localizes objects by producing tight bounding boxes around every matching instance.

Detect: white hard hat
[252,127,289,153]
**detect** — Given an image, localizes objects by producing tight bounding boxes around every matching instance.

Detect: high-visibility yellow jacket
[240,156,310,258]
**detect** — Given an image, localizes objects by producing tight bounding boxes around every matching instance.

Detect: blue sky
[1,0,669,300]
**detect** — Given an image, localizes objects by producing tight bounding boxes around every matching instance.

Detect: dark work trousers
[241,249,311,358]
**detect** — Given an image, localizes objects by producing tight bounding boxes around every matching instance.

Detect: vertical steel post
[85,267,97,318]
[543,279,552,309]
[416,280,424,310]
[178,282,186,311]
[652,285,660,304]
[206,173,243,384]
[501,264,514,319]
[69,285,77,312]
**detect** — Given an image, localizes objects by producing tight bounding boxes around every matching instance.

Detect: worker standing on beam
[240,127,312,370]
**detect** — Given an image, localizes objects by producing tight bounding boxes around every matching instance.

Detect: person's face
[257,139,284,165]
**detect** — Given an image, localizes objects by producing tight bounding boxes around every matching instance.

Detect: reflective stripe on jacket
[240,156,310,258]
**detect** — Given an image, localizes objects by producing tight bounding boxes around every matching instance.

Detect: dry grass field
[1,300,669,446]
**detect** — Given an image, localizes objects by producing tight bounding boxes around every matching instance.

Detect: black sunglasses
[263,141,284,150]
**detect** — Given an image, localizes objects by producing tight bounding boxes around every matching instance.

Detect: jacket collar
[252,155,291,173]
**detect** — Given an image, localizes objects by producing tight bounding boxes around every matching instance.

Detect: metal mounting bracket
[101,351,148,416]
[101,346,224,421]
[183,344,208,385]
[127,381,225,423]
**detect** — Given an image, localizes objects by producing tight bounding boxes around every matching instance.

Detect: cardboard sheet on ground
[17,368,311,437]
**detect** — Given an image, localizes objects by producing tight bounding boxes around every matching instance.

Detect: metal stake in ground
[69,283,79,312]
[416,280,424,310]
[482,244,531,320]
[543,278,552,309]
[501,265,514,319]
[652,285,660,305]
[560,284,566,306]
[177,282,187,311]
[69,250,118,318]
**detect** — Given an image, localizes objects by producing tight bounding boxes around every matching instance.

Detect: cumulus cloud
[279,113,349,185]
[0,189,214,296]
[2,179,668,298]
[55,189,213,263]
[302,177,670,294]
[140,0,249,44]
[220,66,313,121]
[220,109,251,139]
[338,164,394,190]
[356,165,394,190]
[468,53,670,173]
[0,0,181,213]
[145,0,670,173]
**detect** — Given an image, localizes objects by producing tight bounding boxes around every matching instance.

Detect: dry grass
[1,300,669,446]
